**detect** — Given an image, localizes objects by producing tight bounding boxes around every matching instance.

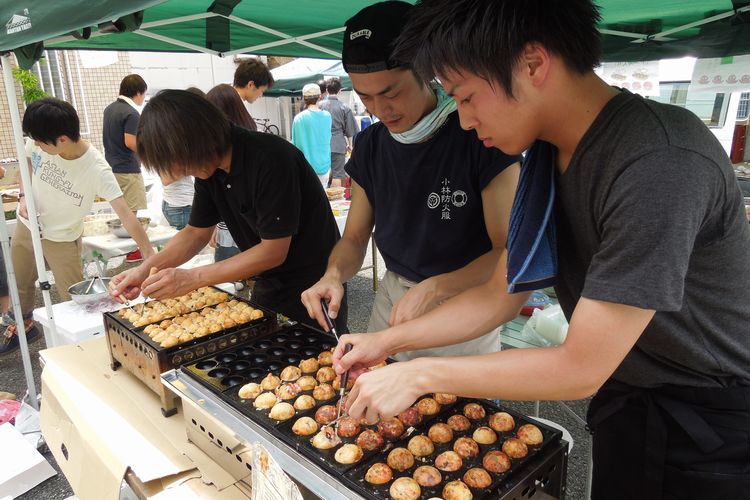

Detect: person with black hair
[320,77,359,188]
[103,73,148,262]
[0,97,153,356]
[110,90,346,331]
[332,1,750,498]
[233,59,274,104]
[301,1,520,362]
[317,79,329,102]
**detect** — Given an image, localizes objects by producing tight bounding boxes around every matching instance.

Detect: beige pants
[11,222,83,316]
[114,172,147,211]
[368,270,502,361]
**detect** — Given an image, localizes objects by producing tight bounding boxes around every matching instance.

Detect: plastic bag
[521,304,569,346]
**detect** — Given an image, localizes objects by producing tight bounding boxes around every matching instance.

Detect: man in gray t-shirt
[320,77,358,187]
[334,1,750,498]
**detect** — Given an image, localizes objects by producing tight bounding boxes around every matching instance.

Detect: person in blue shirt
[292,83,332,186]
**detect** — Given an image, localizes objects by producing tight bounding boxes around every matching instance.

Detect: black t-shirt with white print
[347,112,520,283]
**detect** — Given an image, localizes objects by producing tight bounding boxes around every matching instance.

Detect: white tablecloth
[82,225,178,261]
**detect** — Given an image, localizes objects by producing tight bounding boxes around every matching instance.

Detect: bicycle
[254,118,280,135]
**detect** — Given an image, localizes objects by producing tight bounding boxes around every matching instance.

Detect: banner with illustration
[600,61,660,97]
[691,56,750,93]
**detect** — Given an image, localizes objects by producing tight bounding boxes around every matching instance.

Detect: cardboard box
[0,422,56,498]
[39,339,250,500]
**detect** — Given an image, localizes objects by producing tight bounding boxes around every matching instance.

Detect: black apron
[586,379,750,500]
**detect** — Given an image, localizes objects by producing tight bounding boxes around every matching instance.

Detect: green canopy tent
[3,0,750,64]
[266,59,351,97]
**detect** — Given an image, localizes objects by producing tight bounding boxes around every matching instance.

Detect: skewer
[138,267,159,318]
[320,299,353,432]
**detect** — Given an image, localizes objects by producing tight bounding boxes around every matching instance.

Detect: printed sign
[691,56,750,93]
[600,61,660,96]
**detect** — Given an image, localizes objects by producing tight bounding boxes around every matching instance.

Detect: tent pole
[1,57,61,342]
[1,53,53,409]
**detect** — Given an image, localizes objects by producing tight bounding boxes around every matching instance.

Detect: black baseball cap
[342,1,413,74]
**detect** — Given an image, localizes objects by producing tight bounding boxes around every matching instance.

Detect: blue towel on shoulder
[506,140,558,293]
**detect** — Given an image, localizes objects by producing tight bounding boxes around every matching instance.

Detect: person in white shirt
[0,98,154,356]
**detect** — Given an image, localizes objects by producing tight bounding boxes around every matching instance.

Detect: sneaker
[0,320,40,356]
[125,249,143,263]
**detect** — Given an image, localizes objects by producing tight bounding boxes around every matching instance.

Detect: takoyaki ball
[443,480,474,500]
[292,416,318,436]
[317,350,333,366]
[434,393,458,405]
[447,414,472,432]
[316,366,336,383]
[407,435,435,458]
[502,437,529,458]
[312,383,335,401]
[417,397,440,416]
[413,465,442,487]
[453,437,480,459]
[269,402,295,421]
[472,426,498,445]
[516,424,544,445]
[386,447,415,472]
[378,417,405,440]
[238,382,262,400]
[434,451,463,472]
[334,443,364,465]
[253,392,278,409]
[463,402,486,420]
[299,357,319,373]
[293,394,316,411]
[488,412,515,433]
[356,429,385,451]
[274,383,301,401]
[314,405,338,425]
[365,463,393,485]
[280,365,302,382]
[260,373,281,391]
[311,429,341,450]
[398,406,423,427]
[332,377,354,392]
[428,423,454,444]
[249,309,264,320]
[389,477,421,500]
[463,468,492,489]
[483,450,511,473]
[296,375,317,391]
[337,416,361,438]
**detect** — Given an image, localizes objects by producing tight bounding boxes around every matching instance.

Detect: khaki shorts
[114,173,147,211]
[368,270,502,361]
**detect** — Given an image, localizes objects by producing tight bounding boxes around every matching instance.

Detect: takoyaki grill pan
[181,325,565,499]
[104,288,278,416]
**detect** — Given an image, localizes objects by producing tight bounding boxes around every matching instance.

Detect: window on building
[736,92,750,120]
[33,51,66,100]
[647,81,729,128]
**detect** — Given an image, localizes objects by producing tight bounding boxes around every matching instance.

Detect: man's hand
[17,197,28,220]
[332,332,390,382]
[344,360,425,422]
[389,278,440,326]
[141,267,200,299]
[301,276,345,331]
[110,265,151,301]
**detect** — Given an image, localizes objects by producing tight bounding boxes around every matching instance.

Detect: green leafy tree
[11,67,48,104]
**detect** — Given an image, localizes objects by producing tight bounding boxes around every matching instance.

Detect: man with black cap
[301,0,521,360]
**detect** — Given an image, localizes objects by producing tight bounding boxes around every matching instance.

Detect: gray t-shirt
[320,96,358,154]
[554,90,750,388]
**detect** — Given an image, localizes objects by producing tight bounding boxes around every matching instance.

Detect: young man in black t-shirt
[111,90,345,330]
[301,1,521,361]
[333,1,750,498]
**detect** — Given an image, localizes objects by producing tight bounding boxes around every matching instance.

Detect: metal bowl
[68,277,112,305]
[107,217,150,238]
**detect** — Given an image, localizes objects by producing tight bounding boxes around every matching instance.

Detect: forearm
[190,242,285,287]
[429,247,502,302]
[323,237,368,283]
[410,345,600,402]
[381,278,527,353]
[142,226,209,270]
